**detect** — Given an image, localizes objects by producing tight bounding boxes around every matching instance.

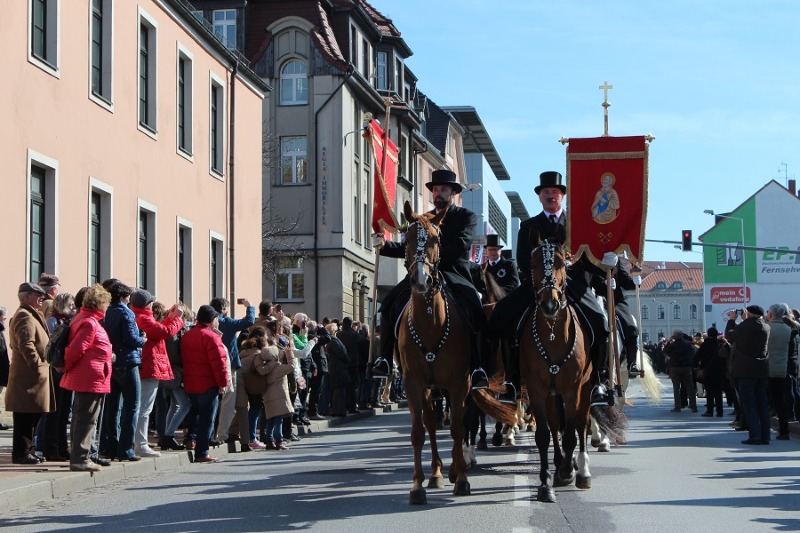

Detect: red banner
[566,136,648,266]
[365,119,400,236]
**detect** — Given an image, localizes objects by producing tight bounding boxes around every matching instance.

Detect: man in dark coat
[483,234,520,297]
[337,317,361,413]
[0,306,10,430]
[488,171,611,404]
[371,169,488,389]
[664,329,698,413]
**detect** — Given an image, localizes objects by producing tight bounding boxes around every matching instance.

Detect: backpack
[46,319,72,369]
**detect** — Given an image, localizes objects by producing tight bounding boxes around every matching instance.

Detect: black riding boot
[498,335,519,404]
[626,341,642,378]
[470,331,489,390]
[590,342,613,406]
[371,319,393,377]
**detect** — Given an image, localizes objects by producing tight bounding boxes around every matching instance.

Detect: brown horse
[518,240,594,502]
[396,202,515,505]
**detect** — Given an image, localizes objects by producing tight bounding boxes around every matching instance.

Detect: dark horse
[396,202,515,505]
[518,240,594,502]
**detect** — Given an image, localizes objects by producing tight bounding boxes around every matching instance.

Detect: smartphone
[236,298,245,305]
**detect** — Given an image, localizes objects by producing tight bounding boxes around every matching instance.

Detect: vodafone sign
[709,286,750,304]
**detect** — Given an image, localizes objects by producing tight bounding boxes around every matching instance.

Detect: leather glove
[371,233,385,249]
[609,278,617,290]
[601,252,618,267]
[632,275,642,286]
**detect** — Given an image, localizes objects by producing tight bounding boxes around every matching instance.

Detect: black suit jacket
[516,212,565,285]
[380,205,477,292]
[484,257,520,294]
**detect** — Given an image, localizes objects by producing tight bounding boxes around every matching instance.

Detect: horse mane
[482,268,509,302]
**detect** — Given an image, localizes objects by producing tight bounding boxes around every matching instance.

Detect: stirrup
[628,363,642,379]
[470,368,489,390]
[498,382,518,405]
[590,384,613,407]
[371,358,390,377]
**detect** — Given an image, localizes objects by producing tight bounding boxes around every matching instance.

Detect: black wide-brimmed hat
[425,169,463,193]
[485,234,503,249]
[534,171,566,194]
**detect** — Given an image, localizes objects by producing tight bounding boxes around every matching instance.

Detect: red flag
[365,119,400,236]
[566,136,648,266]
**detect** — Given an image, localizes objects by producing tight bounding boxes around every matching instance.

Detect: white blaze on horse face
[414,259,428,290]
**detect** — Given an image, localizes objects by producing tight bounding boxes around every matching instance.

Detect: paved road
[1,378,799,532]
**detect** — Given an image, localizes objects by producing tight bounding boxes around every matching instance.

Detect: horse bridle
[406,221,450,365]
[532,241,567,309]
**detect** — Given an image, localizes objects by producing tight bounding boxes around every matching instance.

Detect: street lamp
[653,298,677,339]
[704,209,747,306]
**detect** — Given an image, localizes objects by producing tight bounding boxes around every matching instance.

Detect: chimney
[790,179,796,196]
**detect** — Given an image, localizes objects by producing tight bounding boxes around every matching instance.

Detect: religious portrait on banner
[591,172,621,224]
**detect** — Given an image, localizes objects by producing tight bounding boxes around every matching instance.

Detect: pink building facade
[0,0,268,314]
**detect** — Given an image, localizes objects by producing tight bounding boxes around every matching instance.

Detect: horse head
[530,240,568,319]
[403,201,442,294]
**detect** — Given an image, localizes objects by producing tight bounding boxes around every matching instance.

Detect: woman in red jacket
[131,290,184,458]
[61,284,113,472]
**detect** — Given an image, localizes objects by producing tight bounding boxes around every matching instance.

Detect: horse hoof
[576,475,592,489]
[554,473,575,487]
[476,440,488,451]
[492,434,503,447]
[536,486,556,503]
[526,424,534,432]
[453,481,471,496]
[409,489,427,505]
[590,438,601,448]
[427,476,445,489]
[448,469,457,483]
[598,443,611,452]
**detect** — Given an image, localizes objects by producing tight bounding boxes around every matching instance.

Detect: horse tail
[637,349,663,404]
[590,404,628,444]
[470,389,518,426]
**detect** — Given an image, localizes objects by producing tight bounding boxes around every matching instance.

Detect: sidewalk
[0,403,403,514]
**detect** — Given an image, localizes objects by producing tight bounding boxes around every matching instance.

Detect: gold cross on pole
[599,81,613,136]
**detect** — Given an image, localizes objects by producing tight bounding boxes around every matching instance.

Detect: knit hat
[746,305,765,317]
[196,304,218,324]
[130,289,155,308]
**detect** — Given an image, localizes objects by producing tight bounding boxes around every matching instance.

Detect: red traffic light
[681,230,692,251]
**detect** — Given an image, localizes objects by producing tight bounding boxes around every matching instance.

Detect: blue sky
[370,0,800,262]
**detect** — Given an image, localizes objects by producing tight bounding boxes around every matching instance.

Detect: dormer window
[655,281,667,289]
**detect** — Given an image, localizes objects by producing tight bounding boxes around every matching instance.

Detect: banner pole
[368,252,381,366]
[605,269,620,396]
[634,277,643,374]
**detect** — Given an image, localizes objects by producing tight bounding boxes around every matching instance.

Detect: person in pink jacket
[61,284,113,472]
[131,290,184,458]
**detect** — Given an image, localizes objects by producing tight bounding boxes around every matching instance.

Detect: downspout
[228,63,238,313]
[313,64,354,319]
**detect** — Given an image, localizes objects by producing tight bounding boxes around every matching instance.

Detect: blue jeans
[265,415,283,443]
[247,394,262,441]
[165,387,191,437]
[739,376,770,442]
[103,365,141,458]
[188,387,220,458]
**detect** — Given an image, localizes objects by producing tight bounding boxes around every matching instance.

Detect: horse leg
[448,385,471,496]
[547,396,564,471]
[589,415,611,452]
[477,411,488,450]
[492,421,503,447]
[422,390,445,489]
[532,406,556,503]
[462,398,477,469]
[575,383,592,489]
[555,394,578,487]
[406,382,428,505]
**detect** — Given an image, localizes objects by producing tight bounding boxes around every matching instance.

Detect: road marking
[514,474,530,506]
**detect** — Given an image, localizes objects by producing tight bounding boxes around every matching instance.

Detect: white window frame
[137,199,157,292]
[212,9,237,50]
[88,0,114,110]
[176,43,194,159]
[275,256,304,302]
[280,136,307,184]
[672,304,682,320]
[176,218,194,307]
[376,51,387,90]
[209,231,225,300]
[26,149,59,281]
[137,7,158,138]
[88,178,114,285]
[209,71,225,179]
[279,59,308,105]
[28,0,60,78]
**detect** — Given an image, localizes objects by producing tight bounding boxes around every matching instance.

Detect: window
[138,11,158,133]
[642,331,650,343]
[88,180,112,285]
[177,47,193,156]
[361,38,370,79]
[350,26,357,63]
[279,60,308,105]
[210,74,225,176]
[210,234,224,299]
[376,51,387,90]
[655,281,667,289]
[276,257,304,301]
[90,0,113,105]
[191,10,204,23]
[137,203,156,291]
[353,168,361,245]
[641,305,649,320]
[488,194,508,244]
[177,221,193,307]
[672,304,681,320]
[28,151,57,281]
[671,281,683,290]
[394,57,402,92]
[281,137,307,184]
[213,9,236,49]
[657,305,665,320]
[689,304,698,320]
[717,242,743,267]
[30,0,59,73]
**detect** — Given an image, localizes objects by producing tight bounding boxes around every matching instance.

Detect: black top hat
[425,169,463,193]
[534,171,566,194]
[485,234,503,249]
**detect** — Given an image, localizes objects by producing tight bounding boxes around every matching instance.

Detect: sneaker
[248,440,267,450]
[0,422,11,430]
[136,445,161,458]
[276,441,289,451]
[289,434,301,442]
[70,462,101,472]
[90,454,112,467]
[12,454,40,465]
[264,441,277,450]
[195,455,219,463]
[309,414,326,421]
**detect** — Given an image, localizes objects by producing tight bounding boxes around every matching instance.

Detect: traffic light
[681,230,692,251]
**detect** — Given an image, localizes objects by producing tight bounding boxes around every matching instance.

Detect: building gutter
[228,63,238,313]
